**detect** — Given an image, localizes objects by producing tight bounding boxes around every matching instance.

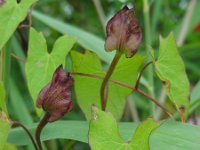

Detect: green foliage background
[0,0,200,150]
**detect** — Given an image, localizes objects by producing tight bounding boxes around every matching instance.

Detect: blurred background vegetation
[2,0,200,149]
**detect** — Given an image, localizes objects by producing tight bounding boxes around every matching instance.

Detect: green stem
[143,0,155,115]
[151,0,162,41]
[100,51,122,110]
[0,49,3,81]
[36,113,50,150]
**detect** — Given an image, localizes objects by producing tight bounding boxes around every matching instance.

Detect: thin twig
[12,121,38,150]
[69,71,173,118]
[135,61,153,89]
[136,89,173,118]
[11,53,26,62]
[18,3,36,28]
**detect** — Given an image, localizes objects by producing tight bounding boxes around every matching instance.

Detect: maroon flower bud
[36,65,73,122]
[105,6,142,58]
[0,0,5,7]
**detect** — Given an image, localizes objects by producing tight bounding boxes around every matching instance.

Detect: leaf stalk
[100,51,122,111]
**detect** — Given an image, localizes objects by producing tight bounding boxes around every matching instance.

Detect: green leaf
[0,112,11,150]
[150,121,200,150]
[0,82,7,114]
[3,144,16,150]
[89,106,160,150]
[0,0,37,50]
[8,120,200,150]
[154,33,190,115]
[71,51,144,120]
[31,10,115,63]
[9,78,33,124]
[26,28,76,113]
[189,80,200,114]
[191,80,200,102]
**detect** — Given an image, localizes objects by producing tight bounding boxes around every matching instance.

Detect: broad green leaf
[0,0,37,50]
[71,51,144,120]
[31,10,115,64]
[26,28,76,113]
[0,82,7,114]
[0,112,11,150]
[8,120,200,150]
[154,33,189,115]
[89,106,160,150]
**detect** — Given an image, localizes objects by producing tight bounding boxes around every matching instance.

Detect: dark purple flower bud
[36,65,73,122]
[105,6,142,58]
[0,0,5,7]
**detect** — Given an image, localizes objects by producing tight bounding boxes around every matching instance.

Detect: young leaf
[89,106,160,150]
[26,28,76,114]
[0,82,7,114]
[0,111,11,150]
[71,51,144,120]
[0,0,37,50]
[154,33,189,116]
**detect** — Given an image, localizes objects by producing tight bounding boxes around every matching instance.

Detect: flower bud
[36,65,73,122]
[105,6,142,58]
[0,0,5,7]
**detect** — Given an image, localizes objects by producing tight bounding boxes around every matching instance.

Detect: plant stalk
[143,0,156,115]
[12,121,38,150]
[70,71,172,117]
[135,61,153,89]
[36,113,50,150]
[100,51,122,110]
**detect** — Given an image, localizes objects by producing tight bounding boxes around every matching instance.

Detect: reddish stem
[135,61,153,89]
[12,121,38,150]
[35,113,50,150]
[69,72,173,118]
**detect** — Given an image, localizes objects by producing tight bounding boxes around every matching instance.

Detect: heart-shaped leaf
[71,51,144,120]
[153,33,189,116]
[89,106,160,150]
[26,28,76,113]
